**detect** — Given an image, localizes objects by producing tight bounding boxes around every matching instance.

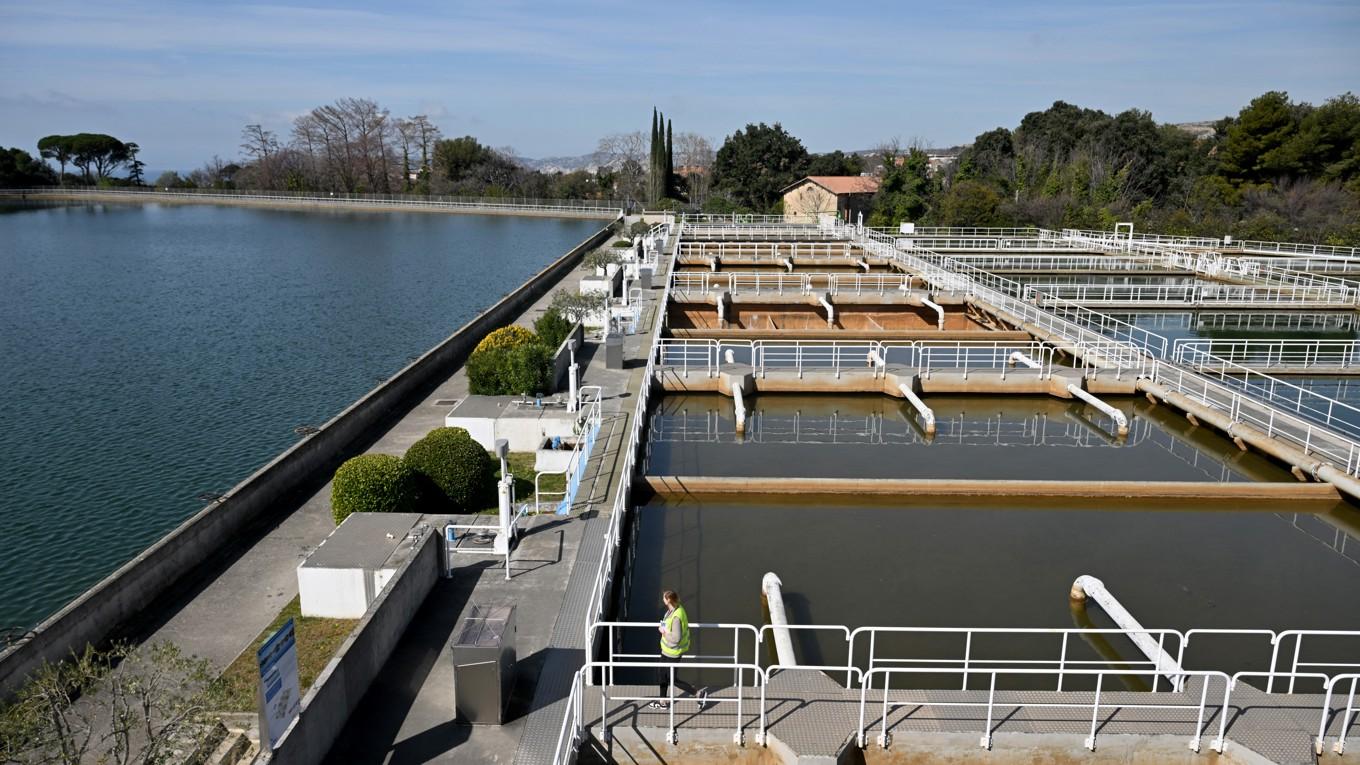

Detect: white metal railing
[1321,673,1360,754]
[670,271,915,297]
[1229,239,1360,259]
[1024,282,1358,307]
[0,186,625,216]
[944,253,1171,272]
[1172,339,1360,373]
[1149,358,1360,475]
[654,338,1079,380]
[1165,350,1360,441]
[677,241,856,259]
[564,618,1360,757]
[534,387,604,514]
[859,667,1230,752]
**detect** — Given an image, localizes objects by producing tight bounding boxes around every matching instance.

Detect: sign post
[257,618,302,751]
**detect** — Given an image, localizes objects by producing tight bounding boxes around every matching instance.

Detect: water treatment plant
[3,202,1360,765]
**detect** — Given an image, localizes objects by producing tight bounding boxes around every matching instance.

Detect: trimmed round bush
[330,453,418,525]
[467,325,553,395]
[404,427,494,509]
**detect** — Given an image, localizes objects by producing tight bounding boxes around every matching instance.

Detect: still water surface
[0,203,599,629]
[645,394,1295,482]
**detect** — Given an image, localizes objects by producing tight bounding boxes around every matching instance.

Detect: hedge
[404,427,493,509]
[330,454,418,525]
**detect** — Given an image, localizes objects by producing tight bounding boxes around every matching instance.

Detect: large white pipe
[709,257,719,272]
[733,386,747,433]
[857,258,871,272]
[1009,351,1041,369]
[818,293,835,327]
[762,573,797,667]
[715,290,727,326]
[1067,384,1129,436]
[1070,575,1186,690]
[897,383,936,434]
[783,257,794,273]
[922,296,945,330]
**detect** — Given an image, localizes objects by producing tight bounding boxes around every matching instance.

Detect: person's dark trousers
[657,652,698,698]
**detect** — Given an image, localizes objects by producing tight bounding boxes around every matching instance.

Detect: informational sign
[256,618,301,750]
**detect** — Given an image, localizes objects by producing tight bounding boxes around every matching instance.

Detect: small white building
[297,513,427,618]
[444,395,578,452]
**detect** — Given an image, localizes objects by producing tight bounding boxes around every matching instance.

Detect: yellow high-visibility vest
[659,605,691,657]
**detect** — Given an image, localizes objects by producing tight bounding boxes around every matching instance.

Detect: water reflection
[645,394,1295,483]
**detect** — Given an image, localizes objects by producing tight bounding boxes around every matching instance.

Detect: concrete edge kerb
[0,219,618,700]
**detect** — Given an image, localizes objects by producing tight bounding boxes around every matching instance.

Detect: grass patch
[215,597,358,712]
[473,451,568,514]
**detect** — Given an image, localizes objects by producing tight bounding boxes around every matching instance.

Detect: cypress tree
[665,119,674,199]
[649,108,660,204]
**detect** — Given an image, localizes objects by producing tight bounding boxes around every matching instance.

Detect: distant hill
[511,153,607,174]
[1174,121,1218,139]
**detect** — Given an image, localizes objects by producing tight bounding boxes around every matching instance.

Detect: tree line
[698,91,1360,245]
[3,91,1355,243]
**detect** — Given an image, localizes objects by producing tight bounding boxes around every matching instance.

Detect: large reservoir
[0,202,600,630]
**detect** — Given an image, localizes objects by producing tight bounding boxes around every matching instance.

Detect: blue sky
[1,0,1356,172]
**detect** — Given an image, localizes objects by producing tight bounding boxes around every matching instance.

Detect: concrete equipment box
[296,513,425,618]
[451,604,517,724]
[444,395,577,452]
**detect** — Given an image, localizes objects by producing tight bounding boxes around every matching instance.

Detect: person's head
[662,590,679,608]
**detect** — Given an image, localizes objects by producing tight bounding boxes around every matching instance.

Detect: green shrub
[330,454,418,525]
[534,306,575,350]
[611,239,633,248]
[628,221,650,237]
[404,427,493,509]
[466,325,554,395]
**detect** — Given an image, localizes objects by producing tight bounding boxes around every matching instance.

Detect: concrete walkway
[130,238,636,686]
[314,244,669,763]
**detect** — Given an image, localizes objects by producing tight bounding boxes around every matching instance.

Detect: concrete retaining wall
[269,528,438,764]
[0,221,616,700]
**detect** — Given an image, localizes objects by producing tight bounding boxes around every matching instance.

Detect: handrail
[858,666,1231,752]
[1172,338,1360,372]
[1321,673,1360,754]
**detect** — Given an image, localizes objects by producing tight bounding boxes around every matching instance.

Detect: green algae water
[0,202,600,630]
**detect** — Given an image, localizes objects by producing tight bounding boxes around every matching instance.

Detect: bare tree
[597,132,647,206]
[675,132,715,205]
[240,124,280,189]
[0,642,223,765]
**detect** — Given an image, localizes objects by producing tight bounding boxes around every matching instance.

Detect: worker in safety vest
[650,589,707,710]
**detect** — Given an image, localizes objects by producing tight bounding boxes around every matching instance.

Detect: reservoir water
[0,202,600,630]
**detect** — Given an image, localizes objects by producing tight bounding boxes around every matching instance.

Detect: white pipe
[709,257,718,272]
[1009,351,1041,369]
[857,258,871,272]
[783,257,794,272]
[733,386,747,433]
[1066,384,1129,436]
[568,363,579,412]
[898,383,936,434]
[1070,575,1186,690]
[922,296,945,330]
[716,290,727,326]
[762,572,797,667]
[867,349,885,368]
[818,293,835,326]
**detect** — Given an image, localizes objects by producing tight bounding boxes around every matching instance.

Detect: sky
[1,0,1357,173]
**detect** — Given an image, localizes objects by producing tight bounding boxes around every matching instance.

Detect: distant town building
[780,175,881,222]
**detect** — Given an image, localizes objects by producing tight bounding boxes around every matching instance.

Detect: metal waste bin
[451,605,517,724]
[605,332,624,369]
